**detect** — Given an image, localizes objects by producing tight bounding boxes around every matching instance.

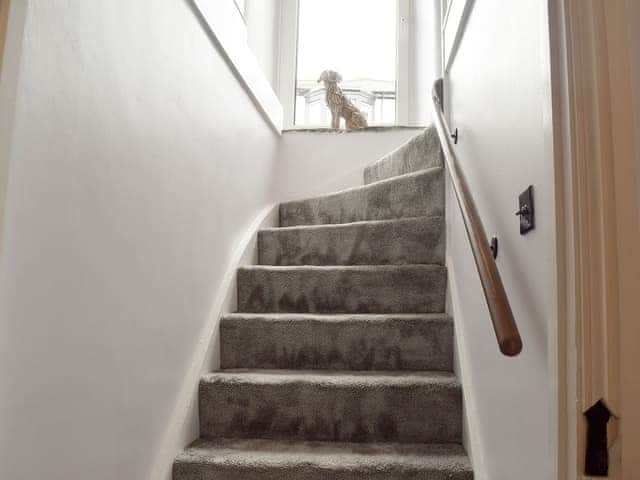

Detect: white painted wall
[443,1,556,479]
[275,128,425,200]
[0,1,281,479]
[0,3,424,478]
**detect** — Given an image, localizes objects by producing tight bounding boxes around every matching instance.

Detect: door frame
[0,0,9,75]
[550,0,640,477]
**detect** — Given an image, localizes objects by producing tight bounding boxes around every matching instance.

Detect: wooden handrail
[431,79,522,356]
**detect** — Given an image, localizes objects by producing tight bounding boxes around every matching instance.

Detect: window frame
[193,0,283,132]
[0,0,10,76]
[278,0,410,129]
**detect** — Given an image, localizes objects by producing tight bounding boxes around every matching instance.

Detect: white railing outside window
[295,79,396,127]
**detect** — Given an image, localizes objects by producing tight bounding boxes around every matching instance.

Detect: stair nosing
[259,215,443,233]
[222,312,452,320]
[201,369,460,388]
[176,437,471,471]
[238,264,445,272]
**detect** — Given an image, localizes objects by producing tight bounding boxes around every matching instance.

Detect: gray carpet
[259,216,445,266]
[279,167,444,227]
[173,127,473,479]
[237,265,446,314]
[174,439,471,480]
[199,369,461,444]
[220,313,453,371]
[363,126,443,184]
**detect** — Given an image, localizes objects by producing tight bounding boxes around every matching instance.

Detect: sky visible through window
[295,0,397,126]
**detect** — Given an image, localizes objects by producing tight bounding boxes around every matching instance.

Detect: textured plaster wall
[444,1,556,479]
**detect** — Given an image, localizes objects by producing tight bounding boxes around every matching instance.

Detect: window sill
[282,125,426,134]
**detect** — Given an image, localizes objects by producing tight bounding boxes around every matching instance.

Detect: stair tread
[282,168,440,205]
[199,370,461,443]
[202,369,459,387]
[223,312,451,321]
[261,215,442,233]
[364,126,443,184]
[221,313,453,371]
[237,264,446,314]
[239,264,443,271]
[258,215,445,266]
[176,438,472,473]
[279,167,444,227]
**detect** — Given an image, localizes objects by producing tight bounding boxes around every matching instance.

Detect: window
[294,0,397,127]
[276,0,440,129]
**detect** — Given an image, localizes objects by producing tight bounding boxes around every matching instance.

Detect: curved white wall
[0,3,424,479]
[0,1,280,479]
[444,1,556,479]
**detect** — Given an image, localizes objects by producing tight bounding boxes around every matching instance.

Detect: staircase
[173,127,473,479]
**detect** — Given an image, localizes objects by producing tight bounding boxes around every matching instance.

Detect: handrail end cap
[500,337,523,357]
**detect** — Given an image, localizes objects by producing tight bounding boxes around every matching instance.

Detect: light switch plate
[518,186,535,234]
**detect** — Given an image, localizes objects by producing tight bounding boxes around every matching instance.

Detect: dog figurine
[318,70,368,130]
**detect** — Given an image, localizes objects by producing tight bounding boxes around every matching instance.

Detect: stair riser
[220,316,453,371]
[280,168,444,227]
[174,463,472,480]
[259,217,444,266]
[364,126,443,184]
[199,380,462,444]
[237,266,446,314]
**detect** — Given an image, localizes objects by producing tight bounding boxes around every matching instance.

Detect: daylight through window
[295,0,397,127]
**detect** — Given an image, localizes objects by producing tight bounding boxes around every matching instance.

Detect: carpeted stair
[279,167,444,227]
[173,126,473,479]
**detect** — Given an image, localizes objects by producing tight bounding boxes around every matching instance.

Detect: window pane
[295,0,397,127]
